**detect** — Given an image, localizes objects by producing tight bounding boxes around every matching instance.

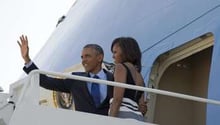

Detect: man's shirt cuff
[25,61,33,68]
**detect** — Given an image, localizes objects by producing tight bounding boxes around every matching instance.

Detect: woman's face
[112,43,123,64]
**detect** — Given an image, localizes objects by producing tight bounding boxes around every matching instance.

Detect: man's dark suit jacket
[23,62,114,116]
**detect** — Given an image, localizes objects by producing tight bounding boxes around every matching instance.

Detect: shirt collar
[89,69,105,79]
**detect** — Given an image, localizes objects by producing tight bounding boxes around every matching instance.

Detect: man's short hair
[83,44,104,55]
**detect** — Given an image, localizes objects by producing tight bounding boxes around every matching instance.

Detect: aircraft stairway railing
[17,69,220,107]
[5,69,220,125]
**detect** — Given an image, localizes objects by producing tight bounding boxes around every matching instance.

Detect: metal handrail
[17,69,220,106]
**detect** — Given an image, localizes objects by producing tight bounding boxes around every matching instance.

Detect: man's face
[81,47,103,73]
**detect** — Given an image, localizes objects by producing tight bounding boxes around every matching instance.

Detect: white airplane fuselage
[1,0,220,125]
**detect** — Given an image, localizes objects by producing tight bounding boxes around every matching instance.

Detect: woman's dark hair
[111,37,142,72]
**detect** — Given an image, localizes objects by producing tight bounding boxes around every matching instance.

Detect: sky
[0,0,75,93]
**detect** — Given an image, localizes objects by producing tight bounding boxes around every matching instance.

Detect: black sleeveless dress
[109,63,144,121]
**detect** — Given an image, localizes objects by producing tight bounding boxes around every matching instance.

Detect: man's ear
[98,54,104,62]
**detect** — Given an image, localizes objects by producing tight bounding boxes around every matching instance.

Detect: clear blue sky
[0,0,74,93]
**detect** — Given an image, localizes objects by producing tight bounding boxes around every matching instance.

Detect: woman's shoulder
[122,62,137,72]
[114,63,126,72]
[123,62,144,85]
[115,63,133,72]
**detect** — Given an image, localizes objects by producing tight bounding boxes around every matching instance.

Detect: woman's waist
[110,98,138,110]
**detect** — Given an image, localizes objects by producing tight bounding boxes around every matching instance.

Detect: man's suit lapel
[82,72,96,106]
[82,70,114,107]
[103,69,114,103]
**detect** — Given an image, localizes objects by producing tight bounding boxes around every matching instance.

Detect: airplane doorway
[147,33,213,125]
